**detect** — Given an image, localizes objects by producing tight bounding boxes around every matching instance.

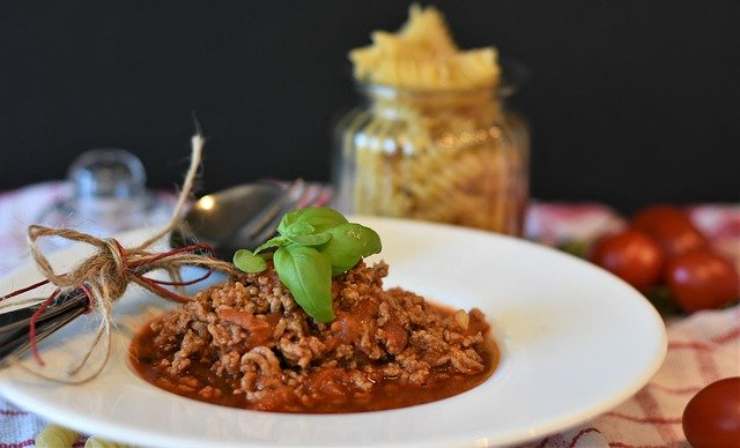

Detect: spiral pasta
[349,4,500,90]
[340,4,527,234]
[35,424,79,448]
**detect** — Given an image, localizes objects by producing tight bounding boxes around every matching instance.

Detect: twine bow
[0,133,240,383]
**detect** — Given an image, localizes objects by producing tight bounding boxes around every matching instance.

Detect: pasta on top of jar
[349,4,501,90]
[335,4,529,234]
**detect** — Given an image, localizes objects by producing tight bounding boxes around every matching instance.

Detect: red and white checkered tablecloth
[0,183,738,448]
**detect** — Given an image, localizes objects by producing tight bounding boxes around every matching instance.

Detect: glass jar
[333,83,529,235]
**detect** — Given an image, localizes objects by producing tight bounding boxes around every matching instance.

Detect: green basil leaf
[274,246,334,322]
[320,223,382,275]
[277,207,348,236]
[253,236,289,254]
[297,207,348,232]
[233,249,268,273]
[276,209,302,235]
[286,221,315,236]
[286,231,332,247]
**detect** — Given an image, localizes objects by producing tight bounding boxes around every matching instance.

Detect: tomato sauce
[129,311,499,413]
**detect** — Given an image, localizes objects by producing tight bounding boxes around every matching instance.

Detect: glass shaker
[37,149,172,241]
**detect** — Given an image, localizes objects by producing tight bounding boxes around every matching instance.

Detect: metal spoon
[169,179,310,259]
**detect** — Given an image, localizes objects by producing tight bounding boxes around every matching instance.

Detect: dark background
[1,1,738,212]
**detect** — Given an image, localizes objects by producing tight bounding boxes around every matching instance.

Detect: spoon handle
[0,289,89,364]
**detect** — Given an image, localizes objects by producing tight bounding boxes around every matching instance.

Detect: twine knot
[104,238,127,282]
[0,133,241,383]
[27,226,133,305]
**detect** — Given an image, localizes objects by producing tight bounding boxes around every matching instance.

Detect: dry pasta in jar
[333,5,529,234]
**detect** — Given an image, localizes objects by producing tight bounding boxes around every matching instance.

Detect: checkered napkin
[0,184,738,447]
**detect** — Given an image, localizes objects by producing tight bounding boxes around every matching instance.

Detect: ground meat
[131,261,496,413]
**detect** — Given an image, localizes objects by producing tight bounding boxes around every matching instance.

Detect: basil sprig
[322,223,382,275]
[233,249,268,273]
[232,207,382,322]
[273,245,334,322]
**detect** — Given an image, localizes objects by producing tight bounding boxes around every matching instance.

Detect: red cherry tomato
[665,250,739,312]
[590,230,664,290]
[683,377,740,448]
[632,205,708,257]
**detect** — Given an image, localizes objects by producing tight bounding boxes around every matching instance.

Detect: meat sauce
[128,263,499,413]
[130,305,498,413]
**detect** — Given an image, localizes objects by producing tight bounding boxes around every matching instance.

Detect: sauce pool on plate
[129,262,499,413]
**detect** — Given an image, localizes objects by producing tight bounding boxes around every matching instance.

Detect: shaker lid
[68,149,146,200]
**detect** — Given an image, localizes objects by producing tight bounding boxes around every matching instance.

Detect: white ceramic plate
[0,217,666,448]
